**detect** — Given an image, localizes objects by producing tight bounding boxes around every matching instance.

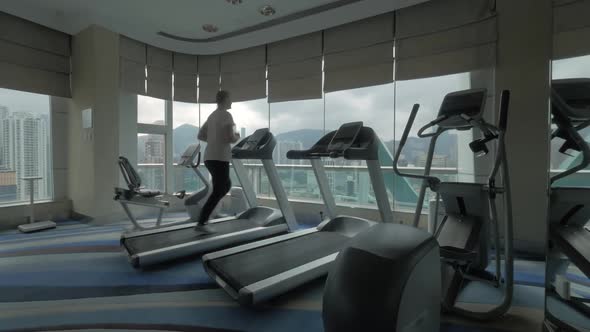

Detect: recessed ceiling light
[259,5,276,16]
[226,0,242,4]
[202,24,219,33]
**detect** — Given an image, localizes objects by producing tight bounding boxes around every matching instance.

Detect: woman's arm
[198,121,208,142]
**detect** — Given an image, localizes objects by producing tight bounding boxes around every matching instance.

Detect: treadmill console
[437,89,486,130]
[236,128,270,151]
[232,128,276,160]
[178,144,201,167]
[327,122,363,153]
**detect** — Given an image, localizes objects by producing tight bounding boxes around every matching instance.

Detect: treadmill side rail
[128,224,289,267]
[121,215,238,240]
[240,253,339,305]
[202,228,319,261]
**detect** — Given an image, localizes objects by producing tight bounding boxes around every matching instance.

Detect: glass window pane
[137,133,165,191]
[200,99,271,197]
[394,73,471,213]
[270,99,324,203]
[325,83,395,209]
[551,55,590,187]
[138,95,166,125]
[0,88,52,204]
[172,101,199,164]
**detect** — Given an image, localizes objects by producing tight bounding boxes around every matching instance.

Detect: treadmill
[203,122,394,305]
[545,79,590,330]
[120,128,298,268]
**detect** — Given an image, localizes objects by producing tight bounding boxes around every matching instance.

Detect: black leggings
[198,160,231,225]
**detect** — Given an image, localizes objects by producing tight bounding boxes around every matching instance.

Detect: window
[394,73,471,212]
[172,101,202,192]
[325,83,395,208]
[137,95,168,192]
[137,133,165,191]
[138,95,166,125]
[230,98,271,196]
[270,99,324,202]
[551,55,590,187]
[0,88,52,205]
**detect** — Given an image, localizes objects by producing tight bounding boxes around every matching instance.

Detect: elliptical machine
[394,89,514,320]
[323,89,513,332]
[115,143,211,230]
[544,79,590,331]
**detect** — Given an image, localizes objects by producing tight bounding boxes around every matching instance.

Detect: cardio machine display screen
[242,128,269,150]
[437,89,486,129]
[178,144,200,166]
[328,122,363,152]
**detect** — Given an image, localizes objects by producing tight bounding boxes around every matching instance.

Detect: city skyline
[0,104,52,203]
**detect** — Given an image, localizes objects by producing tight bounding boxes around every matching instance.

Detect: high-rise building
[12,112,50,200]
[0,106,13,171]
[145,134,165,163]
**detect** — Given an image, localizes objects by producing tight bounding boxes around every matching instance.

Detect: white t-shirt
[199,109,238,162]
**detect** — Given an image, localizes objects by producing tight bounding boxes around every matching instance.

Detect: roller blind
[119,36,146,95]
[173,53,198,103]
[553,0,590,59]
[0,12,71,97]
[267,32,323,102]
[220,46,266,102]
[323,13,394,92]
[146,45,172,100]
[395,0,497,81]
[198,55,220,103]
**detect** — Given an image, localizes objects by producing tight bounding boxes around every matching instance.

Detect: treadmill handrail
[393,104,441,190]
[550,88,590,184]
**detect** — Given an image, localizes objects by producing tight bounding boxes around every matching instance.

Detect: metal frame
[310,158,337,220]
[544,79,590,330]
[232,159,258,209]
[262,159,298,230]
[393,89,514,320]
[366,159,394,223]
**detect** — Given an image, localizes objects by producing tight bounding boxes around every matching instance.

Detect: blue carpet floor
[0,219,550,331]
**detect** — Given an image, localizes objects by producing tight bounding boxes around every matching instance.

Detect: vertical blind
[0,11,71,97]
[395,0,497,81]
[146,46,173,100]
[323,13,395,92]
[117,1,501,101]
[173,53,198,103]
[198,55,220,103]
[220,45,267,102]
[267,32,323,102]
[119,36,146,95]
[553,0,590,59]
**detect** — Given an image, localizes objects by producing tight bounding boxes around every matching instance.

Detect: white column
[496,0,552,253]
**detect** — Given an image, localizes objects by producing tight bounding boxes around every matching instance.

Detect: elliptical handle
[393,104,440,188]
[498,90,510,131]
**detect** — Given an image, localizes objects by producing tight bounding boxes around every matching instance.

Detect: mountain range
[139,124,458,167]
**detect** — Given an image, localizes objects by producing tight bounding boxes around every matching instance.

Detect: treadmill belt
[124,218,263,254]
[551,223,590,278]
[208,232,350,291]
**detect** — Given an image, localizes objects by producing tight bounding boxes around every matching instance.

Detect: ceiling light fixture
[226,0,242,4]
[259,5,276,16]
[202,24,219,33]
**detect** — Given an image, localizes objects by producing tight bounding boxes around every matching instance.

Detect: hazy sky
[0,88,50,115]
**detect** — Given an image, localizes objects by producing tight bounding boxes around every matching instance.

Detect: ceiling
[0,0,428,54]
